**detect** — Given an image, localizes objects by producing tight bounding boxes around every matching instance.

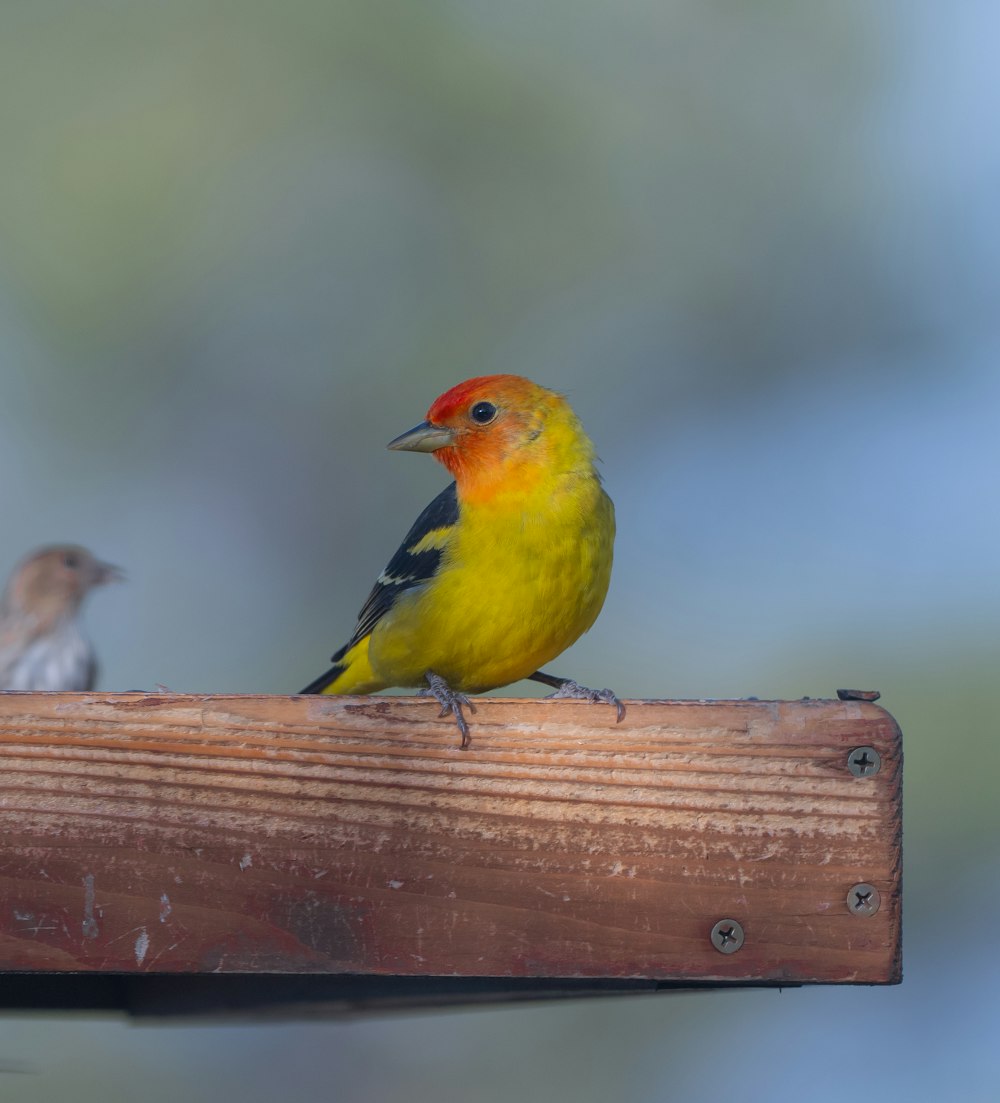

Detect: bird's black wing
[344,481,460,654]
[300,482,459,694]
[342,480,458,652]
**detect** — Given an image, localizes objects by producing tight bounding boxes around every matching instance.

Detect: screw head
[710,919,745,954]
[847,883,881,916]
[847,746,881,777]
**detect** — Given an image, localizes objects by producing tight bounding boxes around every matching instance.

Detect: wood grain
[0,693,901,999]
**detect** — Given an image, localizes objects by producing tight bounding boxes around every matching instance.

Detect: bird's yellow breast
[367,471,614,693]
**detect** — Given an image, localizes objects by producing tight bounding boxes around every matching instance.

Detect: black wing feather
[343,481,458,651]
[300,482,458,695]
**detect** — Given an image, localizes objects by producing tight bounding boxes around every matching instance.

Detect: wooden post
[0,692,901,1016]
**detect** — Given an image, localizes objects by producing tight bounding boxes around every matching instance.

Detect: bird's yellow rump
[302,374,619,746]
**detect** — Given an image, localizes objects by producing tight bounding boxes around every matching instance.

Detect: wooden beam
[0,693,901,1014]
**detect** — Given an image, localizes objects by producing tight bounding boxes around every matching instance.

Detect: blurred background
[1,0,997,1098]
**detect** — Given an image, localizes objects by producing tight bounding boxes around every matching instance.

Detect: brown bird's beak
[387,421,456,453]
[93,561,126,585]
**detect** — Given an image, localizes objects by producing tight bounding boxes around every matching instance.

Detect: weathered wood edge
[0,693,903,1015]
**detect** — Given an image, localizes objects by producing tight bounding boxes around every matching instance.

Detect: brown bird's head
[2,545,124,627]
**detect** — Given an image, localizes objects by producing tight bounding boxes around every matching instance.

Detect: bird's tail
[299,664,346,694]
[300,637,383,695]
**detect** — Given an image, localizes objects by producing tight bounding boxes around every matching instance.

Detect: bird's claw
[421,672,476,749]
[546,679,626,723]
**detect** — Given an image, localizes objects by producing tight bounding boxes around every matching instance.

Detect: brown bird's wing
[0,614,42,688]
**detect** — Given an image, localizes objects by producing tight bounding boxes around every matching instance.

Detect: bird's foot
[541,677,626,723]
[421,671,477,749]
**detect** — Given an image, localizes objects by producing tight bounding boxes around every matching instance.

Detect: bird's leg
[529,670,626,723]
[421,671,477,749]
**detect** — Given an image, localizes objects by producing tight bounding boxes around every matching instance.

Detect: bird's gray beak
[94,562,126,585]
[387,421,456,453]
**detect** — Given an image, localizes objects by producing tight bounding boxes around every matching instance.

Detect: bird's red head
[424,374,540,427]
[388,375,583,496]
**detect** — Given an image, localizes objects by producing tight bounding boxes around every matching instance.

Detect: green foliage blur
[0,1,996,1100]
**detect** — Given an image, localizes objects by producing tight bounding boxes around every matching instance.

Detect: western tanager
[302,374,620,747]
[0,545,123,690]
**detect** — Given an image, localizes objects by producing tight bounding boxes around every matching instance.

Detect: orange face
[417,374,556,480]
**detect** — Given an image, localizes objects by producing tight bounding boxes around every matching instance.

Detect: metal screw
[847,746,881,777]
[710,919,745,954]
[847,883,881,916]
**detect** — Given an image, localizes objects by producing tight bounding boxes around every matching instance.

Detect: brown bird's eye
[470,401,497,425]
[62,553,80,570]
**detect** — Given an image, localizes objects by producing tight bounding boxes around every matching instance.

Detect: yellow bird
[302,374,620,747]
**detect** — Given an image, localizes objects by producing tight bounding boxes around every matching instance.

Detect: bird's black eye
[62,553,80,570]
[470,401,497,425]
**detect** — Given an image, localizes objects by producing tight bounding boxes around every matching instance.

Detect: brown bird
[0,545,123,691]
